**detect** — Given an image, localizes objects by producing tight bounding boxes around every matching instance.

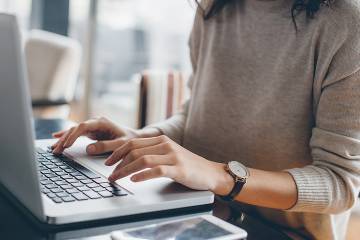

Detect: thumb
[86,138,126,155]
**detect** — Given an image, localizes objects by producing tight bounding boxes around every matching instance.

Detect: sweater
[150,0,360,239]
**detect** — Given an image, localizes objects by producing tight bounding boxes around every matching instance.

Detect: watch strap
[221,179,246,201]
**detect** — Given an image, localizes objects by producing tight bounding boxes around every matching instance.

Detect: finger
[63,123,92,148]
[52,129,74,154]
[130,166,175,182]
[105,135,168,166]
[51,129,71,149]
[51,141,59,149]
[52,130,67,138]
[108,155,170,181]
[86,138,127,155]
[51,130,70,151]
[114,142,171,169]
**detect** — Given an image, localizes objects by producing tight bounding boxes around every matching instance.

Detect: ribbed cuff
[285,166,331,212]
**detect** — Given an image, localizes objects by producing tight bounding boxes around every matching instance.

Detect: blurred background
[0,0,195,128]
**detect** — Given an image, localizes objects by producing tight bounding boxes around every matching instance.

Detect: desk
[0,119,291,240]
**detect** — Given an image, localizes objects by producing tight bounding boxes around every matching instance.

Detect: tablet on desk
[110,214,247,240]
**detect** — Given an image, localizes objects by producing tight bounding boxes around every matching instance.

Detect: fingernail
[87,144,96,154]
[105,158,112,166]
[108,175,114,182]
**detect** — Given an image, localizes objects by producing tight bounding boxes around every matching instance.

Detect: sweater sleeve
[144,11,201,144]
[146,83,191,144]
[286,27,360,213]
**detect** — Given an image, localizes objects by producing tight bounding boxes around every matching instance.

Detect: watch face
[228,161,248,178]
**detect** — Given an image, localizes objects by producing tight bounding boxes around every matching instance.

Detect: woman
[52,0,360,239]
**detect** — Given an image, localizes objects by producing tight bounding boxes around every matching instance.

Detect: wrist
[135,127,162,138]
[210,162,235,196]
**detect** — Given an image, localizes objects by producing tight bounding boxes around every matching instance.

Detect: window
[89,0,195,128]
[1,0,196,128]
[0,0,31,29]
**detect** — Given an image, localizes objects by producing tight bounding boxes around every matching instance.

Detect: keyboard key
[66,178,78,183]
[98,191,113,198]
[77,186,90,191]
[72,193,89,201]
[86,183,99,188]
[62,196,76,202]
[107,183,122,190]
[46,193,56,198]
[80,179,93,184]
[106,187,124,192]
[56,171,68,176]
[99,183,112,188]
[40,180,52,185]
[50,158,62,163]
[83,191,101,199]
[44,173,57,178]
[52,197,63,203]
[51,177,62,181]
[74,175,87,180]
[45,163,56,168]
[50,188,63,193]
[65,169,77,173]
[93,178,109,184]
[39,166,47,171]
[61,175,73,179]
[52,168,63,172]
[56,192,70,198]
[66,188,79,194]
[61,184,74,190]
[70,172,83,177]
[92,187,105,192]
[45,184,58,189]
[71,182,83,187]
[41,188,50,194]
[113,191,128,197]
[40,170,51,174]
[54,180,67,185]
[39,175,48,181]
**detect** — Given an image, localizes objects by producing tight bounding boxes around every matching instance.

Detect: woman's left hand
[105,135,232,195]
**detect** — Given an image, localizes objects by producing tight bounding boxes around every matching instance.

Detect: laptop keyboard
[36,147,128,204]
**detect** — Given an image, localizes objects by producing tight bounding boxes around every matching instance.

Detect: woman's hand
[51,117,161,155]
[105,135,233,195]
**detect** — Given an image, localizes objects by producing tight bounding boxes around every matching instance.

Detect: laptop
[0,13,214,225]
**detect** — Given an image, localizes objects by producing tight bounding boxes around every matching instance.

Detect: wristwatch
[222,161,250,201]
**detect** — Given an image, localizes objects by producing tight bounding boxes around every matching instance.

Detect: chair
[25,29,82,118]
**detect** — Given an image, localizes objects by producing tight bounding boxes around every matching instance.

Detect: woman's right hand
[51,117,161,155]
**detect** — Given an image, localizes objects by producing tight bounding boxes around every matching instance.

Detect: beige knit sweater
[150,0,360,239]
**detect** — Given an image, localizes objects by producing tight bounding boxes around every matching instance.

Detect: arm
[213,167,298,210]
[104,69,360,214]
[142,13,200,144]
[212,68,360,212]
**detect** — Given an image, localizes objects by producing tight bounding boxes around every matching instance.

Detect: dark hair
[195,0,332,30]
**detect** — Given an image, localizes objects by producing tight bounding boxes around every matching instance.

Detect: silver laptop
[0,13,214,225]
